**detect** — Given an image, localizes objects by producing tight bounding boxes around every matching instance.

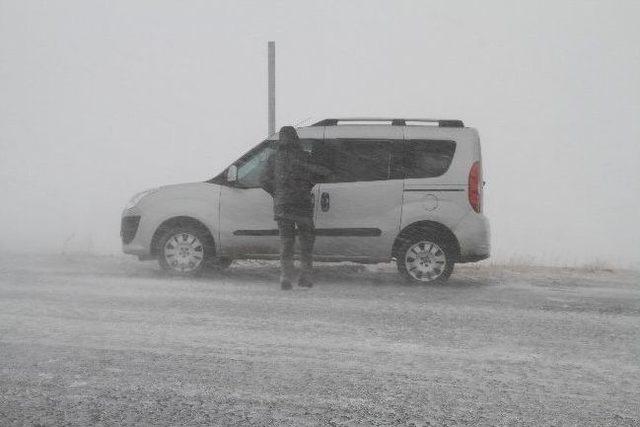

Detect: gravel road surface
[0,254,638,426]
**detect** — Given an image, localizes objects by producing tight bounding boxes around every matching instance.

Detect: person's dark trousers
[277,216,315,284]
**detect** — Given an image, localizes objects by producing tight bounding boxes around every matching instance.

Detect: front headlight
[125,188,158,210]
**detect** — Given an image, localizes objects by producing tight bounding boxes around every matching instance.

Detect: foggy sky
[1,0,639,268]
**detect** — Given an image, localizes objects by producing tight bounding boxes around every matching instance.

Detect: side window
[236,143,275,188]
[234,139,316,188]
[313,139,395,183]
[403,140,456,178]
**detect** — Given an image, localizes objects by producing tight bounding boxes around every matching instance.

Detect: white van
[121,118,490,283]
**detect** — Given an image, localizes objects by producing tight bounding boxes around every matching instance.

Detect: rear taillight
[468,161,482,213]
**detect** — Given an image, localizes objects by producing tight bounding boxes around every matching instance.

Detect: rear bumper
[454,212,490,263]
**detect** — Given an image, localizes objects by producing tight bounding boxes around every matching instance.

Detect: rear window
[403,140,456,178]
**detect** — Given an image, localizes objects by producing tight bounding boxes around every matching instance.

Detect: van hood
[158,181,219,192]
[149,181,221,200]
[128,181,220,210]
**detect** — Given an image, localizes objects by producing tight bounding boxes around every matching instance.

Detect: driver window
[236,144,275,188]
[233,139,316,188]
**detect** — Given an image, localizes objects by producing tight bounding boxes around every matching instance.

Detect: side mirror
[227,165,238,183]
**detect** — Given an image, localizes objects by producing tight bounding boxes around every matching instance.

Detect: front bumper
[121,215,140,244]
[121,207,153,258]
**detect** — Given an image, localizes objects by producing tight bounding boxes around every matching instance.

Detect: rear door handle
[320,192,330,212]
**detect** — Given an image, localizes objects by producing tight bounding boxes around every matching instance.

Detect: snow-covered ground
[0,254,638,425]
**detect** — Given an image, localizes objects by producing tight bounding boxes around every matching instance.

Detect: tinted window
[313,139,395,183]
[403,140,456,178]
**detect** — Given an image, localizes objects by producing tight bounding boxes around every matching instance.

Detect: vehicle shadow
[35,256,491,289]
[203,261,491,289]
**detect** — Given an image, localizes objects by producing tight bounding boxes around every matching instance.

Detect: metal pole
[268,41,275,136]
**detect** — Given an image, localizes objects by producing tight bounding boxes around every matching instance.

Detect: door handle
[320,192,330,212]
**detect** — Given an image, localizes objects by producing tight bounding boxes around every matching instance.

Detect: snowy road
[0,254,638,425]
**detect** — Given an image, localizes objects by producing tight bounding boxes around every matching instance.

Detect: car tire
[158,225,214,276]
[396,231,455,284]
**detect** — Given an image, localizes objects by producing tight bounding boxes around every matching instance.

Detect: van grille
[121,216,141,244]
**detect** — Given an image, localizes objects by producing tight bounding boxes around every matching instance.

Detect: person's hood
[278,126,299,146]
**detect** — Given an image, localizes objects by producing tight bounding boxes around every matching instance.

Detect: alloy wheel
[163,232,204,273]
[404,240,447,282]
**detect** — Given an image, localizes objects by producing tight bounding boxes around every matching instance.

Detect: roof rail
[311,118,464,128]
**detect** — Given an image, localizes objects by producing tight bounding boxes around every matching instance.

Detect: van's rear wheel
[158,226,212,276]
[397,234,454,284]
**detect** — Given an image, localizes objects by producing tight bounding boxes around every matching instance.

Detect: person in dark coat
[260,126,320,290]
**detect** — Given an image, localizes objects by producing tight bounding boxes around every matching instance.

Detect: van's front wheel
[158,226,212,276]
[397,235,454,284]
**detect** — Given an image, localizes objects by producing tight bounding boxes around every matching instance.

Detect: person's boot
[280,271,293,290]
[297,272,313,288]
[280,258,294,291]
